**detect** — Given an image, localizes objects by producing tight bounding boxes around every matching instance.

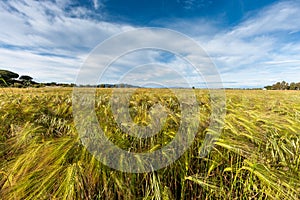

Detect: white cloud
[229,1,300,38]
[0,0,133,82]
[0,0,300,87]
[178,0,212,10]
[0,0,132,49]
[0,47,80,83]
[147,1,300,87]
[93,0,100,10]
[193,1,300,87]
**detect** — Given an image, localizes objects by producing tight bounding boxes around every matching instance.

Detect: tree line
[264,81,300,90]
[0,69,75,88]
[0,69,138,88]
[7,69,296,90]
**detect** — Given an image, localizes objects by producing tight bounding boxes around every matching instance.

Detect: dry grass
[0,88,299,199]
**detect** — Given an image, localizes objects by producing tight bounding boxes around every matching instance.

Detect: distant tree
[289,82,296,90]
[19,75,33,81]
[45,82,58,86]
[264,85,272,90]
[18,75,34,87]
[280,81,289,90]
[266,81,300,90]
[295,82,300,90]
[270,81,289,90]
[0,70,19,85]
[271,82,281,90]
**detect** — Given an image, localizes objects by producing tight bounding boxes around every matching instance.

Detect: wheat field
[0,88,299,199]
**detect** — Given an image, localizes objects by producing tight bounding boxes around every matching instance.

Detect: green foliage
[0,70,19,86]
[266,81,300,90]
[0,88,299,199]
[19,75,33,81]
[0,69,19,80]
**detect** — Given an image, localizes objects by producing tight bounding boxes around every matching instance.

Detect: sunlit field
[0,88,299,199]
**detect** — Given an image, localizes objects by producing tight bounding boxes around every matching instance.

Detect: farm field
[0,88,299,199]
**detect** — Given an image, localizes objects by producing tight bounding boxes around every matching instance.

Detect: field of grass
[0,88,299,199]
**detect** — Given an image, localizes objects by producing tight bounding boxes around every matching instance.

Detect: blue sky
[0,0,300,88]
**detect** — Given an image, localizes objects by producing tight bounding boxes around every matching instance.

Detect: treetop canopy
[0,69,19,80]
